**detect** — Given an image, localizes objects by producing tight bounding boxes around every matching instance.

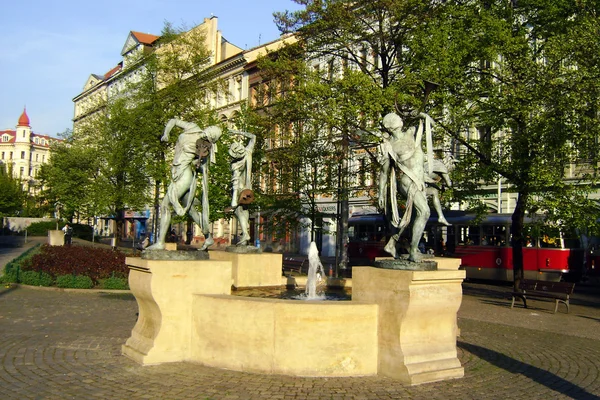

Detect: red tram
[347,212,588,282]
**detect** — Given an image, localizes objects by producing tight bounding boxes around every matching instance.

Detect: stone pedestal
[121,257,232,365]
[353,266,465,385]
[209,251,282,288]
[48,230,63,246]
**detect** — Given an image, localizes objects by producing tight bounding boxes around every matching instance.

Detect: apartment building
[0,109,58,194]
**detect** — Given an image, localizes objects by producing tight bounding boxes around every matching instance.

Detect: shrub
[25,221,93,240]
[1,244,41,283]
[20,271,54,286]
[56,274,94,289]
[0,269,18,283]
[26,221,59,236]
[99,275,129,290]
[71,224,93,241]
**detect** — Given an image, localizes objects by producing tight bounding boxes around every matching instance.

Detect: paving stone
[1,278,600,398]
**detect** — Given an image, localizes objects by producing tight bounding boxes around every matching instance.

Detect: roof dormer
[83,74,104,91]
[121,31,159,67]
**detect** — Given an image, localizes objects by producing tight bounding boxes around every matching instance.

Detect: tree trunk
[153,179,161,242]
[185,217,193,245]
[511,192,529,291]
[337,130,350,274]
[115,208,125,245]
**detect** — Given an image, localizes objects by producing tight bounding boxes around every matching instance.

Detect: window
[9,152,13,160]
[21,151,25,159]
[19,167,24,178]
[1,152,3,160]
[34,138,39,144]
[478,126,492,158]
[36,154,39,162]
[236,79,242,101]
[360,46,368,69]
[359,158,366,186]
[42,155,45,162]
[2,135,8,142]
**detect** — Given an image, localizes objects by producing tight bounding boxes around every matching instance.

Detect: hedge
[26,222,94,241]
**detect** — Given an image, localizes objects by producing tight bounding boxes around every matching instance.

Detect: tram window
[564,237,580,249]
[375,225,385,241]
[540,233,560,248]
[495,226,507,246]
[535,226,564,249]
[457,226,479,245]
[348,223,386,242]
[359,225,373,241]
[446,226,456,253]
[348,226,356,240]
[482,226,493,245]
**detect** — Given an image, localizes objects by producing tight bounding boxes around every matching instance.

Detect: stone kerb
[122,257,232,365]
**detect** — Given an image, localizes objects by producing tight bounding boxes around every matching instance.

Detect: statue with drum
[146,119,223,251]
[227,130,256,247]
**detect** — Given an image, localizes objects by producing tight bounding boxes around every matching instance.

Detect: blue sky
[0,0,301,137]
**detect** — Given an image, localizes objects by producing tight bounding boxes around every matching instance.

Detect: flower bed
[1,244,129,290]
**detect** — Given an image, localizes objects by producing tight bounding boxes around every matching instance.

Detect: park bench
[510,279,575,314]
[282,256,307,276]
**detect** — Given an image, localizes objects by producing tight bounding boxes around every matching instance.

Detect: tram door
[428,225,447,255]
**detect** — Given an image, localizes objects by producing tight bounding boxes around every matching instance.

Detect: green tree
[423,0,600,286]
[274,0,600,285]
[39,133,100,221]
[0,164,26,216]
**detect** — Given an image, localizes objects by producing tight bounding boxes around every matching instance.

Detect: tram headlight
[546,258,550,267]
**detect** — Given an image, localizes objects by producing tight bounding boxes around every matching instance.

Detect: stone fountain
[122,118,465,385]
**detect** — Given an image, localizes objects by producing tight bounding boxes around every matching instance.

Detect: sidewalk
[0,236,45,274]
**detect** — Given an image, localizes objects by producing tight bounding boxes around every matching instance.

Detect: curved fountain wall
[191,294,378,376]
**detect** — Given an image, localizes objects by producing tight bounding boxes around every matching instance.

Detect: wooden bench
[511,279,575,314]
[282,256,307,276]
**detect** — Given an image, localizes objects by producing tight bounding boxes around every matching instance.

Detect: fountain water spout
[306,242,326,300]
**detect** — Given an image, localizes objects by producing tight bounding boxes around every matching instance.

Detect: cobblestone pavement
[1,282,599,399]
